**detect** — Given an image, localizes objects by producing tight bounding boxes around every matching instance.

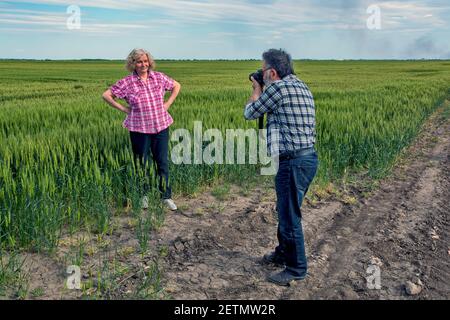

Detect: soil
[159,103,450,300]
[13,102,449,300]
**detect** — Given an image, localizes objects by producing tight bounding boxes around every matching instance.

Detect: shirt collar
[133,70,155,81]
[282,74,297,81]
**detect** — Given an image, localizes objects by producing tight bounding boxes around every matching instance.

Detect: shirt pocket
[293,157,318,192]
[126,88,141,105]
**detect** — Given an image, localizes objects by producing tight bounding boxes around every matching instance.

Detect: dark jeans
[274,148,318,277]
[129,128,172,199]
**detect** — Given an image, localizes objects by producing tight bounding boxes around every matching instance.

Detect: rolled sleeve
[160,73,175,91]
[110,78,128,99]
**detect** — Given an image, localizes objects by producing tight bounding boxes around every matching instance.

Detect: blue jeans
[130,128,172,199]
[274,148,318,277]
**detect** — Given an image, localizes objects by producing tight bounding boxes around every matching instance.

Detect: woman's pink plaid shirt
[110,71,175,134]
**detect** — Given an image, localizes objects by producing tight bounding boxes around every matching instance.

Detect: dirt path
[157,103,450,300]
[11,103,448,300]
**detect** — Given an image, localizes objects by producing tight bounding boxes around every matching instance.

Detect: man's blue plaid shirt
[244,74,316,156]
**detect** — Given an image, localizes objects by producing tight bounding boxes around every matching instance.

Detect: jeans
[129,128,172,199]
[274,148,318,277]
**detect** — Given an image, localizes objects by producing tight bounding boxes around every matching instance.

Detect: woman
[102,49,181,210]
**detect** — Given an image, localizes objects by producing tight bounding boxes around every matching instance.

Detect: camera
[249,69,265,87]
[248,69,265,129]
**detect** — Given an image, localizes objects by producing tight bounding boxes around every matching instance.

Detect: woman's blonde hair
[126,48,156,73]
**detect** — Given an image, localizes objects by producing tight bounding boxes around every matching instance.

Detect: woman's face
[135,54,150,74]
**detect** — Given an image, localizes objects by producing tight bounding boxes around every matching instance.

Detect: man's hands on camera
[250,76,263,102]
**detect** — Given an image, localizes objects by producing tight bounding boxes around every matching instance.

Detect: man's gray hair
[262,49,295,79]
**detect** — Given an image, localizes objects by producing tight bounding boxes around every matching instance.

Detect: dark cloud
[406,35,448,58]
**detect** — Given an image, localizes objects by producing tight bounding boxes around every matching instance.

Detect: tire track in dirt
[157,104,450,300]
[299,107,450,300]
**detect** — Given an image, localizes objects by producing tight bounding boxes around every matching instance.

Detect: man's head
[262,49,295,86]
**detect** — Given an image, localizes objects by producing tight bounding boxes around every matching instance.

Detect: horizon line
[1,58,449,62]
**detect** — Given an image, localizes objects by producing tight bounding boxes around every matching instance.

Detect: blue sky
[0,0,449,59]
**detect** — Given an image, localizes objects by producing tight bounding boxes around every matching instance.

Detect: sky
[0,0,449,60]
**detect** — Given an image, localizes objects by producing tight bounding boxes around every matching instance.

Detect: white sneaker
[163,199,177,211]
[141,196,149,209]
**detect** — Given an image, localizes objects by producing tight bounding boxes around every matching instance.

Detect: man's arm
[244,82,282,120]
[246,78,263,105]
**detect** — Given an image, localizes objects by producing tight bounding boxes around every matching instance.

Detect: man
[244,49,318,286]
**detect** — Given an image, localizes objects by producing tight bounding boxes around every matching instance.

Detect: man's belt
[279,147,315,161]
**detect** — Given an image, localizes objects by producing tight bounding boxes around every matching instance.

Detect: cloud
[5,0,449,33]
[0,6,174,34]
[405,34,450,58]
[2,1,450,59]
[377,1,449,30]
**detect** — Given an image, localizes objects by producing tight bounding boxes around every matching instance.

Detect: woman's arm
[102,89,130,114]
[163,81,181,111]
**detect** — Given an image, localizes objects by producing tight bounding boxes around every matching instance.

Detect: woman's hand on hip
[163,101,171,111]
